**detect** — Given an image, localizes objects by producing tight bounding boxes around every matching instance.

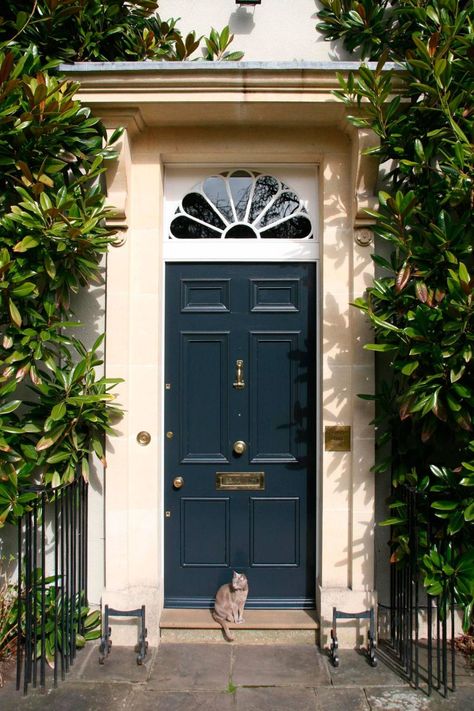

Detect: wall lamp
[236,1,261,5]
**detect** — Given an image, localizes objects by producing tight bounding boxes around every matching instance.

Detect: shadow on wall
[229,5,256,36]
[322,292,375,588]
[231,1,358,60]
[228,1,357,60]
[321,149,376,589]
[333,521,374,589]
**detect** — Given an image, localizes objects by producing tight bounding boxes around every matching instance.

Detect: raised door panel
[181,498,230,567]
[180,332,229,463]
[250,279,300,312]
[181,279,231,312]
[249,332,300,463]
[250,498,300,567]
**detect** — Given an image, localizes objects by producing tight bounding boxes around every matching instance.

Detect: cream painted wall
[157,0,353,61]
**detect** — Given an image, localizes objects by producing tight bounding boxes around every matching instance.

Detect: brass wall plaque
[325,425,351,452]
[216,472,265,491]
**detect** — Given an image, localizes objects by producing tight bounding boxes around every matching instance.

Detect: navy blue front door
[164,263,316,608]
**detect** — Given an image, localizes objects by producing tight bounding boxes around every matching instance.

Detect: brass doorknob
[173,476,184,489]
[233,440,247,455]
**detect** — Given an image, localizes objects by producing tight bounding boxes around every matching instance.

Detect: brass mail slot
[216,472,265,491]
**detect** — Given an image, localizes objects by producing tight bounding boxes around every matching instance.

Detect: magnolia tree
[0,45,122,523]
[0,1,243,525]
[317,0,474,626]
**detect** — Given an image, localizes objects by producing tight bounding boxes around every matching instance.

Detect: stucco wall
[157,0,353,62]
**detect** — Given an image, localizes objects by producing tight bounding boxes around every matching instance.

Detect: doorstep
[160,609,320,644]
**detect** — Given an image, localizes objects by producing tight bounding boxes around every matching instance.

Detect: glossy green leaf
[36,425,66,451]
[426,581,443,596]
[13,236,39,252]
[401,361,419,376]
[0,400,22,415]
[464,502,474,522]
[8,299,22,327]
[431,500,458,511]
[50,402,66,421]
[51,471,61,488]
[363,343,398,352]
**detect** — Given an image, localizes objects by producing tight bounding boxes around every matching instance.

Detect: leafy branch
[0,44,122,524]
[318,0,474,625]
[0,2,243,63]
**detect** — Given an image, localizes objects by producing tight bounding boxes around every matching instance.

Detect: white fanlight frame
[163,164,320,262]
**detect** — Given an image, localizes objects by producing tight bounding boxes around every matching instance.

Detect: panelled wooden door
[164,263,316,608]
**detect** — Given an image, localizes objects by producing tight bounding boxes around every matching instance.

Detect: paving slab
[64,642,98,680]
[456,658,474,686]
[414,645,474,688]
[232,644,331,687]
[67,644,153,683]
[314,686,370,710]
[327,648,406,687]
[146,643,232,691]
[0,682,132,711]
[365,685,474,710]
[2,641,472,710]
[401,643,474,687]
[127,689,236,710]
[235,686,316,711]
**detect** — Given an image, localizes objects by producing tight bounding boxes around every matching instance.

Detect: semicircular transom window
[169,170,313,240]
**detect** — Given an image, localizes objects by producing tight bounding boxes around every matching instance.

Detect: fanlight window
[169,170,313,240]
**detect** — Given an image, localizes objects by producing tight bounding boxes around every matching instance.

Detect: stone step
[160,609,320,644]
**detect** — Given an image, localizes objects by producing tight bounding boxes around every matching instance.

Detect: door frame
[160,163,322,609]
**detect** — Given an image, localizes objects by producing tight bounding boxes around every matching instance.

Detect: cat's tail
[212,611,235,642]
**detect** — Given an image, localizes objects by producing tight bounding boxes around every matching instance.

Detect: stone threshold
[160,608,319,630]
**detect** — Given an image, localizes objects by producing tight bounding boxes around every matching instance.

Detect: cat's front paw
[237,617,245,624]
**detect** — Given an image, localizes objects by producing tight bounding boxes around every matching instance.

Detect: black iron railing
[379,485,456,697]
[16,477,88,694]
